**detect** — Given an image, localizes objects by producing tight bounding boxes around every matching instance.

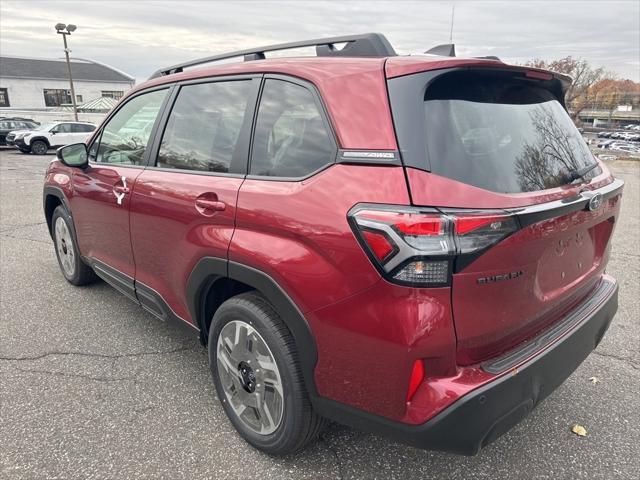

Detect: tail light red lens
[361,230,395,262]
[395,217,444,236]
[454,214,507,235]
[453,213,518,254]
[348,204,518,286]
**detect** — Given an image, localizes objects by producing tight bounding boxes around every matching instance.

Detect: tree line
[522,57,640,122]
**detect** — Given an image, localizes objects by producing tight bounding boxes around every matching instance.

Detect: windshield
[35,123,56,131]
[390,70,600,193]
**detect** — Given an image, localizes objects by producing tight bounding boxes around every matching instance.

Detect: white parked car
[7,121,96,155]
[610,143,640,154]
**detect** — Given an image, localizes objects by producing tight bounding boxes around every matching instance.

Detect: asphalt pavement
[1,149,638,479]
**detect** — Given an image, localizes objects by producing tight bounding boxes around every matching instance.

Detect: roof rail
[149,33,396,79]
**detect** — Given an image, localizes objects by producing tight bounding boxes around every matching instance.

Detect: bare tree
[514,104,592,191]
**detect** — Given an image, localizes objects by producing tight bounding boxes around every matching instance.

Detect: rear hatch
[386,63,623,364]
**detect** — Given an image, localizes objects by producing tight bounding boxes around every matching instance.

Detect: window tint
[157,81,251,173]
[250,79,334,177]
[52,123,71,133]
[70,123,95,133]
[95,89,167,165]
[389,70,599,193]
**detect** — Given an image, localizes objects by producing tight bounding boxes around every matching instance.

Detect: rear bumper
[316,275,618,455]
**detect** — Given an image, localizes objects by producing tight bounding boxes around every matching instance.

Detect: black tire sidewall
[208,298,304,453]
[51,206,83,284]
[32,140,47,155]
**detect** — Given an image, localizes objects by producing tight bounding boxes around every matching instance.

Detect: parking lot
[1,148,638,479]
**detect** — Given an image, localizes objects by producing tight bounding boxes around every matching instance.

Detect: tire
[31,140,48,155]
[209,291,325,455]
[51,206,97,286]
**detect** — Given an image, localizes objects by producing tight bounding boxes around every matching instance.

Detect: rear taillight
[348,205,518,286]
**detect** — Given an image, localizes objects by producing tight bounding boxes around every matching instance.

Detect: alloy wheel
[54,217,75,277]
[32,142,47,154]
[216,320,284,435]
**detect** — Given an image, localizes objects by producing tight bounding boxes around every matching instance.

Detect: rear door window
[157,80,252,173]
[250,79,335,178]
[51,123,72,133]
[389,70,599,193]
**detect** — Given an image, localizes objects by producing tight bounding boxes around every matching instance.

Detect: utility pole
[449,3,456,43]
[55,23,79,121]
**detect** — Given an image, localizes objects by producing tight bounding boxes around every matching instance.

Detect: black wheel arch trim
[187,257,319,398]
[43,186,74,239]
[30,136,50,148]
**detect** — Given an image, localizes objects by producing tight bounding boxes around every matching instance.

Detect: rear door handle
[195,197,226,213]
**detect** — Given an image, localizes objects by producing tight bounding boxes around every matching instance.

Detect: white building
[0,55,135,110]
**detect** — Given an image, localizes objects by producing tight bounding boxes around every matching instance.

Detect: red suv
[44,34,623,455]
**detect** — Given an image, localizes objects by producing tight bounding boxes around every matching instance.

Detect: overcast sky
[1,0,638,83]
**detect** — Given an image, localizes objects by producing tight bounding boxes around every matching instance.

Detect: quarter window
[157,80,252,173]
[94,89,167,165]
[250,79,334,178]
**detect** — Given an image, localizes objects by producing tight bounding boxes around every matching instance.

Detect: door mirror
[57,143,88,168]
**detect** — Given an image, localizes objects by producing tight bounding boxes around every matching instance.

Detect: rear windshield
[390,70,599,193]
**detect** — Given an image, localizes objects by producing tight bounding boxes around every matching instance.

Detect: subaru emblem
[587,193,603,212]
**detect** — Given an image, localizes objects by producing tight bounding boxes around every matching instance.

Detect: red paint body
[44,53,622,427]
[129,169,243,321]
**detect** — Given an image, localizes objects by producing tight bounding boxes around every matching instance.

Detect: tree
[523,57,608,121]
[591,78,640,121]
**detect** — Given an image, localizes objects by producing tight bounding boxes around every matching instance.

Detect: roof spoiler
[149,33,397,79]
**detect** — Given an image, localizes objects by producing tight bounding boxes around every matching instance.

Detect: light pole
[55,23,79,121]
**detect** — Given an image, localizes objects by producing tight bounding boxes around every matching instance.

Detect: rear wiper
[566,162,599,183]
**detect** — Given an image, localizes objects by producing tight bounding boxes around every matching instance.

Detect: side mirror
[57,143,88,169]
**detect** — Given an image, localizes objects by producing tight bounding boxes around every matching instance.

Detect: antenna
[449,3,456,43]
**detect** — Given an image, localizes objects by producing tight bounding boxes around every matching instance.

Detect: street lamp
[55,23,79,121]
